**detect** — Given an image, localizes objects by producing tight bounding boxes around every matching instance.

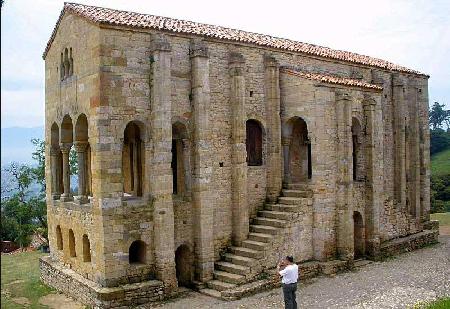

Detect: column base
[74,195,89,204]
[60,194,73,202]
[52,194,61,200]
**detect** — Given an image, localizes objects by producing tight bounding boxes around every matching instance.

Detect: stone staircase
[200,183,313,298]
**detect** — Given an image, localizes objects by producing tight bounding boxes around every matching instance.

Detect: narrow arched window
[82,234,91,262]
[123,122,144,197]
[56,225,63,250]
[129,240,146,264]
[68,229,76,257]
[246,120,263,166]
[352,118,362,181]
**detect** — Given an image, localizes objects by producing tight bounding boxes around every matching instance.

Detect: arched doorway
[353,211,365,258]
[283,117,311,184]
[175,244,193,287]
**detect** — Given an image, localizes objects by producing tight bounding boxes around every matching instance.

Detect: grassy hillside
[431,148,450,177]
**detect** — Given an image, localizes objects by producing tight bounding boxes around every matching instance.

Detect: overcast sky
[1,0,449,128]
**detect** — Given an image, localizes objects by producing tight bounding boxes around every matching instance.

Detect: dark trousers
[282,282,297,309]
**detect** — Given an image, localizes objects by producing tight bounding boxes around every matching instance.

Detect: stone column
[74,141,88,204]
[363,96,382,256]
[182,138,192,200]
[132,141,140,196]
[282,137,292,185]
[335,91,353,260]
[264,55,282,202]
[190,39,214,282]
[60,143,73,202]
[149,34,177,292]
[229,52,249,246]
[392,74,407,209]
[50,146,61,200]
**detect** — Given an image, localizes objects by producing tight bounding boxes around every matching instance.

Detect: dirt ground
[144,235,450,309]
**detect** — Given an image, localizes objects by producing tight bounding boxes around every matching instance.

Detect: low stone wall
[40,256,164,308]
[380,229,439,258]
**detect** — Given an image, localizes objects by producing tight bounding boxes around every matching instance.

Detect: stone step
[248,232,273,243]
[224,253,255,267]
[213,270,246,284]
[253,217,287,228]
[230,246,263,259]
[284,183,309,190]
[207,279,237,291]
[250,224,279,235]
[265,204,300,212]
[200,288,222,299]
[282,189,313,198]
[258,210,292,220]
[242,239,267,251]
[354,259,373,268]
[278,196,304,205]
[215,261,250,276]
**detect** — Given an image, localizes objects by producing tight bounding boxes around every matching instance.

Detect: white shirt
[279,264,299,284]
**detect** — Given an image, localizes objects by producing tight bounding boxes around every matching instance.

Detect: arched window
[56,225,63,250]
[68,229,76,257]
[82,234,91,262]
[352,118,362,181]
[246,120,263,166]
[74,114,90,203]
[129,240,146,264]
[61,47,73,80]
[51,123,63,199]
[172,122,189,195]
[123,122,144,197]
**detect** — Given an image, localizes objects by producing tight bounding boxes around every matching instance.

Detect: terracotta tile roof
[280,68,383,91]
[43,2,427,77]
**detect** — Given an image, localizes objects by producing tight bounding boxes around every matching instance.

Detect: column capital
[151,34,171,52]
[335,91,351,102]
[282,137,292,146]
[59,143,72,153]
[73,141,88,152]
[189,39,209,58]
[50,146,60,156]
[264,54,279,68]
[229,52,245,77]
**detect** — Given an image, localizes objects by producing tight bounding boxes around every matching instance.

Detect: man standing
[277,256,299,309]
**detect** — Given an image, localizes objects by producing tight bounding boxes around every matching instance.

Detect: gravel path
[145,235,450,309]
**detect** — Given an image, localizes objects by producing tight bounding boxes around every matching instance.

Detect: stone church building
[40,3,438,307]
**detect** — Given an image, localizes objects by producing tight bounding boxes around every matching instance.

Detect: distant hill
[1,126,44,165]
[431,148,450,177]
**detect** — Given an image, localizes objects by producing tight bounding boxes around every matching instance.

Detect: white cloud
[1,89,44,128]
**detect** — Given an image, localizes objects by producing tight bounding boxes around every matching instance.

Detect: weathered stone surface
[42,4,434,307]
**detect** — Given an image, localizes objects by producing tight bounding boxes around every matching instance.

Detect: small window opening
[246,119,263,166]
[56,225,63,250]
[129,240,146,264]
[249,91,253,97]
[68,229,76,257]
[82,234,91,262]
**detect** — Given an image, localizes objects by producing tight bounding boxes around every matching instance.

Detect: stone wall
[40,256,164,308]
[44,9,431,298]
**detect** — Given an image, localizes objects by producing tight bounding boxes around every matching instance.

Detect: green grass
[423,297,450,309]
[1,251,54,309]
[430,212,450,227]
[431,148,450,177]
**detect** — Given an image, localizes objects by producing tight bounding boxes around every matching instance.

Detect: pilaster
[392,74,407,209]
[149,33,177,291]
[190,38,214,282]
[264,55,282,202]
[363,95,382,256]
[229,52,249,246]
[335,91,353,260]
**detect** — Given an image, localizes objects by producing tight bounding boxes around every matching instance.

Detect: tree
[429,102,449,130]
